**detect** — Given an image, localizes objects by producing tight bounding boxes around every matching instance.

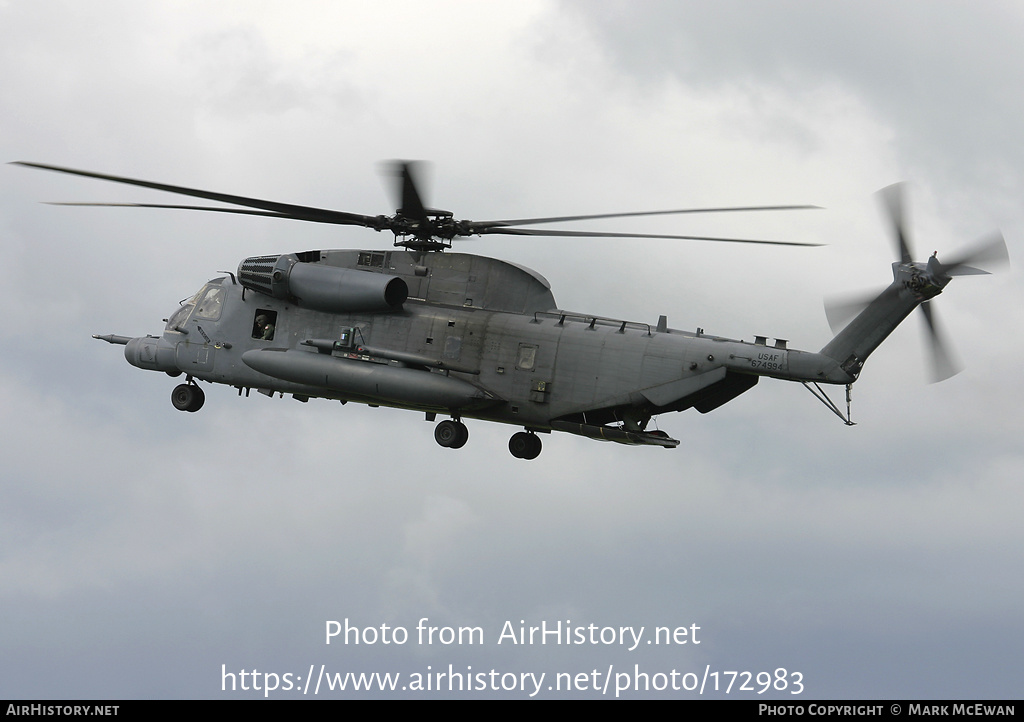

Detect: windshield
[194,284,225,320]
[165,289,200,331]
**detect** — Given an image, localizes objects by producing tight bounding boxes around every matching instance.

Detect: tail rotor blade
[824,290,882,334]
[918,300,962,382]
[856,183,1005,382]
[940,231,1010,276]
[877,182,914,263]
[944,265,990,277]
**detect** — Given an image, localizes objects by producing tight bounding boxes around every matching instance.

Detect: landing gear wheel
[434,419,469,449]
[509,431,542,459]
[171,383,205,412]
[453,422,469,448]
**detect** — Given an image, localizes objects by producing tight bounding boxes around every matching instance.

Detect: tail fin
[820,184,1008,382]
[820,281,918,380]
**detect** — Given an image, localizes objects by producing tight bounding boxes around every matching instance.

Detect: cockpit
[165,279,225,332]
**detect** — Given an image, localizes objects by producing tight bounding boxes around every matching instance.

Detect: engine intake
[238,253,408,312]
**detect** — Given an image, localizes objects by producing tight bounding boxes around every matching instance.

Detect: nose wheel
[171,382,205,412]
[509,431,542,460]
[434,419,469,449]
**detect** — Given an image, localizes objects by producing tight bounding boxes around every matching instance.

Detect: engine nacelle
[238,254,408,312]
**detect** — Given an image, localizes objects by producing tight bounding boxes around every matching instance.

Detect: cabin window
[252,309,277,341]
[357,251,389,268]
[516,344,537,371]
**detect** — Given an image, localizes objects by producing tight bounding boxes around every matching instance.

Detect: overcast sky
[1,0,1022,699]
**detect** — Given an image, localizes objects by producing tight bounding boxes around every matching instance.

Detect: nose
[124,336,179,373]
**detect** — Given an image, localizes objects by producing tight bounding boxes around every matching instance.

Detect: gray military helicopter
[16,161,1008,459]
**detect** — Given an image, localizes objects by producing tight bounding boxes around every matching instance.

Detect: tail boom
[820,282,920,381]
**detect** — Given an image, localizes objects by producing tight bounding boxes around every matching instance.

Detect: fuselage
[118,249,856,451]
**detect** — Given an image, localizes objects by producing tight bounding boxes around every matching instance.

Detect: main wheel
[171,383,205,412]
[434,419,468,449]
[523,433,542,459]
[451,421,469,449]
[509,431,542,459]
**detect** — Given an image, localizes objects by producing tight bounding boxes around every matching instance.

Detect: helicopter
[15,161,1009,459]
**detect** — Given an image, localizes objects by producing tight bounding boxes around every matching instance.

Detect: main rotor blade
[471,205,822,230]
[477,226,822,246]
[918,300,962,382]
[939,232,1010,275]
[17,160,827,247]
[14,161,382,228]
[47,202,308,220]
[380,160,434,221]
[877,182,914,264]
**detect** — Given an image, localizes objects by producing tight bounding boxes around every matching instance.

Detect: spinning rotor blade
[918,300,962,382]
[836,183,1008,382]
[18,160,823,248]
[14,161,382,229]
[48,200,385,229]
[47,202,297,219]
[478,226,821,246]
[938,232,1010,276]
[824,290,883,334]
[471,204,822,230]
[878,182,914,264]
[381,160,432,221]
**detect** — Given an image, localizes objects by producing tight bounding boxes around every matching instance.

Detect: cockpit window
[165,295,196,331]
[194,286,225,320]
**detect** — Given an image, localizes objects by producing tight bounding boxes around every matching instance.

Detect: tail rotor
[825,183,1008,382]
